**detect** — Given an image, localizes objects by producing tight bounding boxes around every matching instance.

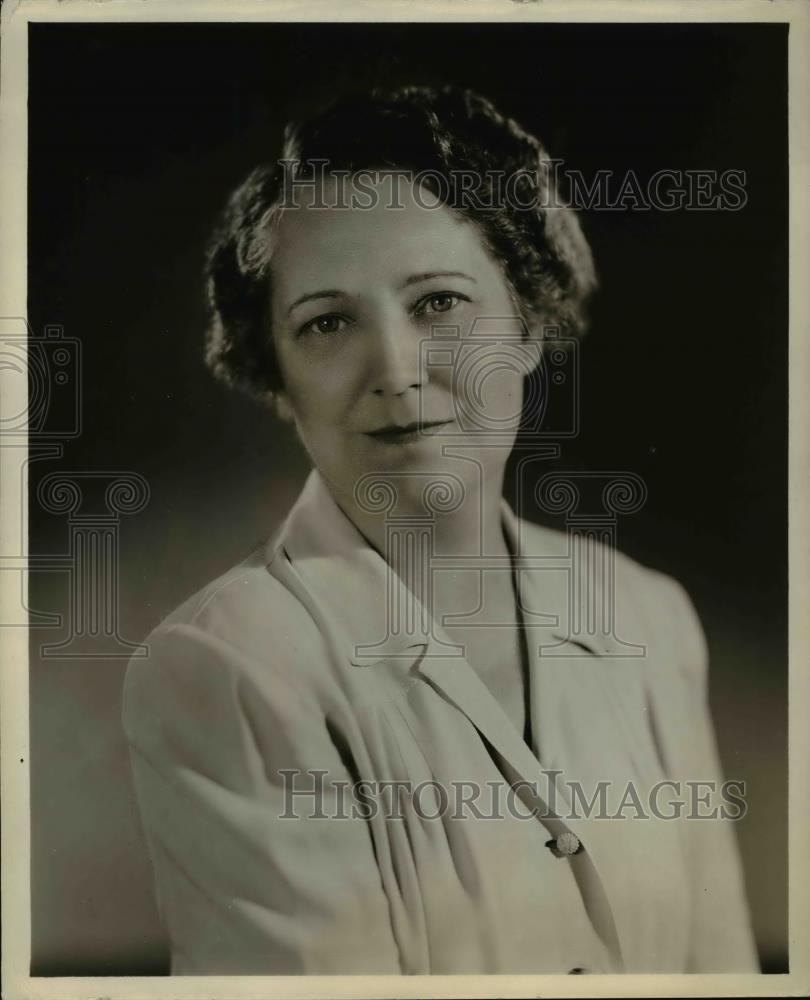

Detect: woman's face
[269,175,533,511]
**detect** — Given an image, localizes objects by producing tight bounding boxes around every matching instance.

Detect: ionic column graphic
[36,472,150,658]
[535,472,648,657]
[352,474,466,661]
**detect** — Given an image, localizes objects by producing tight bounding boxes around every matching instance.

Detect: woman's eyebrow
[399,271,477,289]
[287,272,477,315]
[287,290,344,315]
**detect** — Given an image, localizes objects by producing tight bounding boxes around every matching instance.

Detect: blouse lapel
[272,469,625,970]
[413,507,626,969]
[272,469,437,665]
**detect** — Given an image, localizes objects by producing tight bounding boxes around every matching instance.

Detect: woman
[122,85,758,975]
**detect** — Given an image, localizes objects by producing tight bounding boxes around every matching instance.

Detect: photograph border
[2,0,808,997]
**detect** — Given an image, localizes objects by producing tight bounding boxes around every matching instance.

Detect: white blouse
[123,468,758,975]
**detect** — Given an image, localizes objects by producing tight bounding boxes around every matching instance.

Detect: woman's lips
[365,419,455,444]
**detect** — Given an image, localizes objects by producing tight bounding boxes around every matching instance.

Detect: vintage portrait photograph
[2,1,808,997]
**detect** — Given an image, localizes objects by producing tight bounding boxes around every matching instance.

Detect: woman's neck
[329,467,511,612]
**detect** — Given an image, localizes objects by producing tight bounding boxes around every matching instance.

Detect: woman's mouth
[365,419,455,445]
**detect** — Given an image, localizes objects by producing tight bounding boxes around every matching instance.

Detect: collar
[269,467,624,666]
[266,467,626,970]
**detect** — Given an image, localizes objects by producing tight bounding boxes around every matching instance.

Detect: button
[545,831,582,857]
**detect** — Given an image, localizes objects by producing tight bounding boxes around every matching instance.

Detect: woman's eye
[416,293,464,316]
[300,314,347,337]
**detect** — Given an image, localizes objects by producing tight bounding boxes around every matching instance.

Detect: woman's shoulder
[122,543,326,728]
[150,543,312,644]
[517,512,679,590]
[517,514,707,677]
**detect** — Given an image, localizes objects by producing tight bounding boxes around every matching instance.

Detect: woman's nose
[369,316,426,396]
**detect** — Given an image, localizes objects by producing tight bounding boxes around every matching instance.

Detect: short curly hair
[204,84,598,400]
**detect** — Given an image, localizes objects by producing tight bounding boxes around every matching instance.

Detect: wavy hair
[204,84,598,400]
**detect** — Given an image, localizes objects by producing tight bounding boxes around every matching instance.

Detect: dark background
[28,22,788,974]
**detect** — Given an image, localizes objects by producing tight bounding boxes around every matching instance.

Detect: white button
[546,831,582,857]
[556,831,581,855]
